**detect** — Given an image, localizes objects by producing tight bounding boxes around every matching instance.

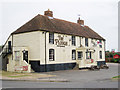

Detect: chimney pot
[44,9,53,17]
[77,17,84,26]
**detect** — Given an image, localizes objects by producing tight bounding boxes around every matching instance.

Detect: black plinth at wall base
[29,61,76,72]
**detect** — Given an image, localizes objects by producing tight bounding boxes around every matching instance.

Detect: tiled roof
[12,14,105,40]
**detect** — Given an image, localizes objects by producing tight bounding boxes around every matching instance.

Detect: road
[1,63,119,88]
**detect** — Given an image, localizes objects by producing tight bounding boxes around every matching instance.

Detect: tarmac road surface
[1,63,119,88]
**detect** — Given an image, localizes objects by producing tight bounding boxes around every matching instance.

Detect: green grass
[2,71,23,76]
[112,75,120,79]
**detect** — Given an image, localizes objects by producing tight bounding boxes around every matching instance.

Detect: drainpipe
[45,32,47,72]
[12,34,13,60]
[104,40,106,64]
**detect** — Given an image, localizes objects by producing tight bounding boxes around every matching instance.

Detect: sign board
[55,35,68,47]
[113,54,120,59]
[86,59,94,64]
[15,66,23,71]
[23,66,28,71]
[15,66,28,71]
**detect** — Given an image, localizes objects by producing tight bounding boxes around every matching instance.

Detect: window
[72,36,76,46]
[99,40,102,48]
[49,33,54,44]
[8,41,11,49]
[85,38,88,47]
[72,50,76,60]
[90,52,92,59]
[100,51,102,59]
[49,49,54,61]
[8,41,12,53]
[78,52,82,60]
[15,51,20,60]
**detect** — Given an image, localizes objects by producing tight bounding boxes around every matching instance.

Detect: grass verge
[112,75,120,79]
[1,70,31,78]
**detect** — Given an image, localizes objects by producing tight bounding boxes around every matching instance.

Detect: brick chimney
[44,9,53,17]
[77,17,84,26]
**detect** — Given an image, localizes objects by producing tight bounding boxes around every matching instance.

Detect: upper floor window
[99,51,102,59]
[49,32,54,44]
[85,38,88,47]
[72,36,76,46]
[8,41,12,52]
[99,40,102,48]
[49,49,54,61]
[72,50,76,60]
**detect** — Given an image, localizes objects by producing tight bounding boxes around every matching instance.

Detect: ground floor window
[49,49,54,61]
[100,51,102,59]
[15,51,20,60]
[78,52,82,60]
[72,50,76,60]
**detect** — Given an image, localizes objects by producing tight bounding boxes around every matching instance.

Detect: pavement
[1,63,120,88]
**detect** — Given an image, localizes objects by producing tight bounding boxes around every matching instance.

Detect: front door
[77,51,85,68]
[23,51,28,63]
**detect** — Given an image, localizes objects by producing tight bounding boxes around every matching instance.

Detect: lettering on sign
[15,66,23,71]
[55,35,68,47]
[23,66,28,71]
[86,59,94,64]
[15,66,28,71]
[91,40,97,47]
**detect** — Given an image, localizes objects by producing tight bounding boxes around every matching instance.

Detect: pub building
[1,9,106,72]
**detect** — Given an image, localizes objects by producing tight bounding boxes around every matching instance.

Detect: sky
[0,0,119,51]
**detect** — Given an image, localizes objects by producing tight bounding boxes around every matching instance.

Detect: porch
[76,47,97,69]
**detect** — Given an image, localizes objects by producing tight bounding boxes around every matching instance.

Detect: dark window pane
[100,51,102,59]
[78,52,82,60]
[90,52,92,59]
[8,41,12,53]
[85,38,88,47]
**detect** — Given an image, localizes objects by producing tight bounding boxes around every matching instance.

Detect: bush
[113,59,120,63]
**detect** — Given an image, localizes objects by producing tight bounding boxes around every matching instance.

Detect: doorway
[23,51,28,63]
